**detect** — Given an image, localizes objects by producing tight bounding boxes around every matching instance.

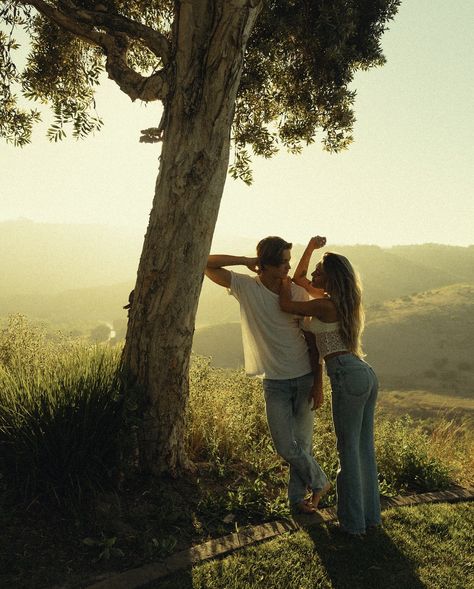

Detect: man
[205,236,329,513]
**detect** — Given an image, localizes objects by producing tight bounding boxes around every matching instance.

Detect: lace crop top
[303,316,349,364]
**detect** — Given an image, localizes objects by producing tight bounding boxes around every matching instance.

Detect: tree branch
[57,0,171,65]
[16,0,170,102]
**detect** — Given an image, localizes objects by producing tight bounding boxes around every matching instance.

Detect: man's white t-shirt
[229,271,312,380]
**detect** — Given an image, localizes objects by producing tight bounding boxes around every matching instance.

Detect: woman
[279,236,381,537]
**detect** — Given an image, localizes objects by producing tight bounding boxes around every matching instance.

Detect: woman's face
[311,261,327,289]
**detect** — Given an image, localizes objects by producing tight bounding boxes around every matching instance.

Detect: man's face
[267,248,291,278]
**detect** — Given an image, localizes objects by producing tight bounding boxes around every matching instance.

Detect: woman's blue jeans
[263,372,328,506]
[326,354,381,534]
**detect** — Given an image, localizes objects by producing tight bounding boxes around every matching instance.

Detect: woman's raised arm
[292,235,326,297]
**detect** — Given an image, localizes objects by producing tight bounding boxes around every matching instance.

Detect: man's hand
[246,257,259,273]
[310,384,324,411]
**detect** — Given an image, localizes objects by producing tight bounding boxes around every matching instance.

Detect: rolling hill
[1,220,472,393]
[193,284,474,395]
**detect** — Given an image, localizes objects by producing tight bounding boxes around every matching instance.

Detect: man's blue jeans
[326,354,381,534]
[263,372,328,506]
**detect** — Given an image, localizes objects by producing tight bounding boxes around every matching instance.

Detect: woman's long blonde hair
[321,252,365,358]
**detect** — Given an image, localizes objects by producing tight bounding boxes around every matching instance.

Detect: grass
[154,502,474,589]
[377,391,474,489]
[377,388,474,424]
[0,316,472,588]
[0,338,127,505]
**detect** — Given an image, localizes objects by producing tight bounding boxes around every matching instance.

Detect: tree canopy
[1,0,400,179]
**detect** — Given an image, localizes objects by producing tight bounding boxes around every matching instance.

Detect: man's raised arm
[205,255,258,288]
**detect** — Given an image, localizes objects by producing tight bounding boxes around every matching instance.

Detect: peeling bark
[121,0,261,474]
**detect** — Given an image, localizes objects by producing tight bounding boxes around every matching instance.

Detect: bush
[376,416,454,492]
[0,320,127,505]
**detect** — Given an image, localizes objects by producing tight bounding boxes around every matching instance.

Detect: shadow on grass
[149,522,428,589]
[306,524,427,589]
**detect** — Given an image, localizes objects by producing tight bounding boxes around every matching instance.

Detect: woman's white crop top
[303,316,348,364]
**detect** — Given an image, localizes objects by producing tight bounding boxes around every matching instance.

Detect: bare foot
[311,483,331,509]
[295,499,316,514]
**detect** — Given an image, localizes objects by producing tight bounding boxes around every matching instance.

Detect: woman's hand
[280,276,292,296]
[279,276,293,309]
[309,235,327,251]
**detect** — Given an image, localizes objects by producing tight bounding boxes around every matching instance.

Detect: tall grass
[0,316,126,505]
[375,416,453,492]
[0,316,466,511]
[188,355,460,502]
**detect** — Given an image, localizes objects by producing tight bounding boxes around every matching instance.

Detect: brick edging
[85,486,474,589]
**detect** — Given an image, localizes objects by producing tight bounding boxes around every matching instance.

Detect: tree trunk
[121,0,261,475]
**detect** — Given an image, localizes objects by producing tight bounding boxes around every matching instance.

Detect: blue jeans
[263,372,328,505]
[326,354,381,534]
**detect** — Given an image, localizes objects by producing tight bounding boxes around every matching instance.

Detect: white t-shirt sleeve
[291,283,310,329]
[229,271,252,302]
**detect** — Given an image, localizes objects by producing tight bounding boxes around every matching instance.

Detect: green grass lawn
[154,502,473,589]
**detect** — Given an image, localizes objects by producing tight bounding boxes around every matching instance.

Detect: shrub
[188,355,271,469]
[375,416,454,492]
[0,325,127,505]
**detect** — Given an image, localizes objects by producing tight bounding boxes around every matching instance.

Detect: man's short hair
[257,236,292,270]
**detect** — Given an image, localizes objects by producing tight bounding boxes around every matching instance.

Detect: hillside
[1,219,473,304]
[195,243,474,326]
[364,284,474,394]
[0,281,133,337]
[1,220,472,390]
[193,284,474,395]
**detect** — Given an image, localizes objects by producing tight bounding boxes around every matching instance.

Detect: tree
[1,0,400,474]
[90,322,112,343]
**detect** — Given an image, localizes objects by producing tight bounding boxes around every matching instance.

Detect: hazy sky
[1,1,473,247]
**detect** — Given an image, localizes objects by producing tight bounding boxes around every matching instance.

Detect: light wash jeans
[326,354,381,534]
[263,372,328,506]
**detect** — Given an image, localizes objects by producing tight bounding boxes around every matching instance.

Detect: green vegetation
[0,318,472,587]
[156,502,474,589]
[0,316,128,505]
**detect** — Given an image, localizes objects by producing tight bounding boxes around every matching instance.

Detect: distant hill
[193,284,474,395]
[192,322,244,368]
[196,243,474,326]
[0,281,133,325]
[364,284,474,394]
[1,220,472,303]
[1,220,473,391]
[390,244,474,283]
